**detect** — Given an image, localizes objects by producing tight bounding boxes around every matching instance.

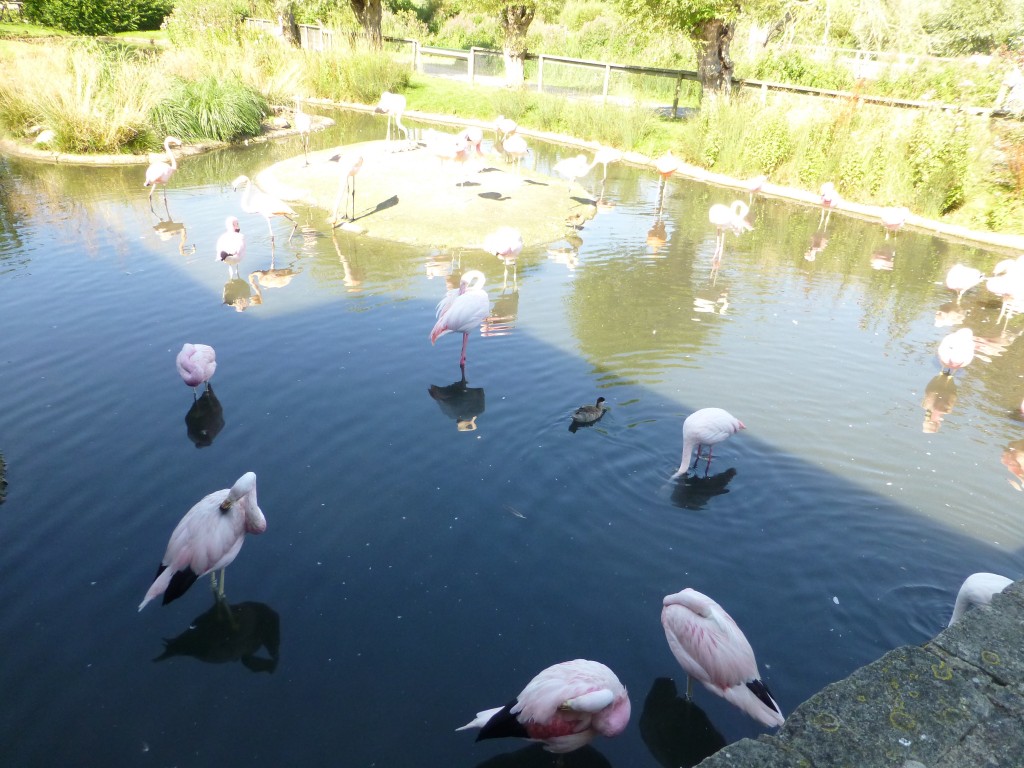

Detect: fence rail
[243,20,1013,119]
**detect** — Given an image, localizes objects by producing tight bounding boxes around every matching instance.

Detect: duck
[572,397,607,425]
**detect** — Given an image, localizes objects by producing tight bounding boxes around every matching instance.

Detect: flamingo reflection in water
[804,227,829,262]
[934,301,967,328]
[139,472,266,610]
[1001,439,1024,491]
[457,658,631,754]
[661,588,785,727]
[428,366,485,432]
[153,214,195,256]
[483,227,524,290]
[155,596,280,673]
[482,288,519,340]
[184,385,224,448]
[223,276,257,312]
[430,270,490,367]
[639,677,726,768]
[921,373,958,433]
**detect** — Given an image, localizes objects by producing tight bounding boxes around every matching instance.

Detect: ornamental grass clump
[306,45,410,104]
[150,75,269,143]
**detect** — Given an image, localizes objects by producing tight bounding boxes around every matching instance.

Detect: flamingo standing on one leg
[176,343,216,393]
[138,472,266,610]
[671,407,745,480]
[495,114,518,147]
[661,588,785,727]
[654,152,680,216]
[708,200,753,258]
[144,136,182,214]
[937,327,975,374]
[430,270,490,367]
[457,658,631,754]
[502,134,529,175]
[948,572,1013,626]
[482,226,524,289]
[231,175,297,244]
[819,182,840,227]
[881,206,910,239]
[553,153,598,197]
[945,263,984,304]
[328,151,364,223]
[294,96,312,166]
[375,91,409,148]
[215,216,246,278]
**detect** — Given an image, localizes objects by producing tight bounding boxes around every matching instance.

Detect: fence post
[469,47,476,85]
[414,40,421,73]
[761,82,768,105]
[538,55,544,94]
[671,74,683,119]
[603,63,611,104]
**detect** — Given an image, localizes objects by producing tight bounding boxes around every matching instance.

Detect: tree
[459,1,560,86]
[615,0,782,97]
[349,0,383,48]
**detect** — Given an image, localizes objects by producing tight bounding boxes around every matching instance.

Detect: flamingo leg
[460,332,469,367]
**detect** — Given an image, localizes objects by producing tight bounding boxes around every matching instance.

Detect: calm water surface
[2,110,1023,767]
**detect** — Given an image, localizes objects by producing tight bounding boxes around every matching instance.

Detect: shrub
[150,75,269,143]
[749,50,854,91]
[306,47,410,103]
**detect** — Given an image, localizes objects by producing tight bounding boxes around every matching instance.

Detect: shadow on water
[669,467,738,510]
[154,595,280,673]
[472,743,612,768]
[184,384,225,448]
[639,677,726,768]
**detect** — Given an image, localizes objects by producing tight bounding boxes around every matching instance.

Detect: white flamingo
[215,216,246,278]
[375,91,408,147]
[231,175,297,243]
[671,407,745,479]
[430,270,490,367]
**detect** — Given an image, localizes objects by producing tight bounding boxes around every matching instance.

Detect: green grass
[151,75,268,143]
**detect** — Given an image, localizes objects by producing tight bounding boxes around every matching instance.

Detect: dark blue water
[1,111,1022,768]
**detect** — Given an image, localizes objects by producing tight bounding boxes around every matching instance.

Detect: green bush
[150,75,269,143]
[306,48,410,103]
[749,50,854,91]
[162,0,249,47]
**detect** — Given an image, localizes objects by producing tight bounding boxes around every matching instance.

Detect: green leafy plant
[150,75,269,143]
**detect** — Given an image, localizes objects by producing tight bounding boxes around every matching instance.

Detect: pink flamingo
[457,659,631,754]
[144,136,182,213]
[708,200,753,257]
[554,153,598,196]
[231,175,297,243]
[819,182,839,227]
[502,133,529,174]
[937,327,975,374]
[945,263,984,304]
[329,151,364,223]
[948,573,1012,626]
[654,151,680,179]
[294,96,312,165]
[495,114,518,144]
[483,226,524,288]
[375,91,408,146]
[215,216,246,278]
[661,588,785,727]
[176,343,216,393]
[986,257,1024,323]
[880,206,910,239]
[139,472,266,610]
[430,270,490,367]
[593,146,623,182]
[671,407,745,479]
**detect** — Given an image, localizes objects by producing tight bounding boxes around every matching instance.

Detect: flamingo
[482,226,523,288]
[495,114,518,145]
[572,397,607,426]
[176,343,216,392]
[457,126,486,161]
[457,659,631,754]
[231,175,297,243]
[375,91,408,146]
[661,588,785,728]
[593,146,623,182]
[986,258,1024,323]
[708,200,753,256]
[502,133,529,175]
[881,206,910,239]
[554,153,598,196]
[294,96,312,166]
[654,151,680,179]
[215,216,246,278]
[328,151,364,223]
[937,327,975,374]
[430,270,489,367]
[819,182,839,227]
[144,136,182,213]
[139,472,266,610]
[948,573,1013,626]
[744,174,767,204]
[945,263,984,304]
[671,407,745,480]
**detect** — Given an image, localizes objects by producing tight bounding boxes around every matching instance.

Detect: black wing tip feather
[161,567,200,605]
[746,679,783,717]
[476,700,527,742]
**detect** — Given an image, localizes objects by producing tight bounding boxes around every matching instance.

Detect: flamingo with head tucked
[661,587,784,727]
[176,343,216,393]
[430,270,490,367]
[139,472,266,610]
[937,327,975,374]
[945,263,984,304]
[502,133,529,175]
[457,659,631,754]
[145,136,182,213]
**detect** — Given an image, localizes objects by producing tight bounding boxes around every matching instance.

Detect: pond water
[1,108,1023,768]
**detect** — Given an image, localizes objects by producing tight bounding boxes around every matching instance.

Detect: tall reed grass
[150,75,268,143]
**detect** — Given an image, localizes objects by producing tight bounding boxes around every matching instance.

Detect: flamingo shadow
[639,677,726,768]
[471,742,612,768]
[153,596,280,673]
[184,384,225,448]
[670,467,738,510]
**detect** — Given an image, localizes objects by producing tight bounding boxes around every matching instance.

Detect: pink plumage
[176,343,216,390]
[139,472,266,610]
[672,407,745,479]
[457,659,631,754]
[215,216,246,276]
[662,588,784,728]
[945,263,983,303]
[654,151,680,179]
[937,327,975,374]
[144,136,181,210]
[430,270,489,366]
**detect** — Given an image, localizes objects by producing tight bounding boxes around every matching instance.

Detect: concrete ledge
[698,579,1024,767]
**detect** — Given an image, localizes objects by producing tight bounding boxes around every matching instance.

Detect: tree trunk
[693,18,735,98]
[276,1,300,47]
[349,0,383,49]
[499,4,534,87]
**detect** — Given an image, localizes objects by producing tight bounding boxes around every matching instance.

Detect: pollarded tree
[349,0,383,47]
[615,0,785,97]
[460,1,561,86]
